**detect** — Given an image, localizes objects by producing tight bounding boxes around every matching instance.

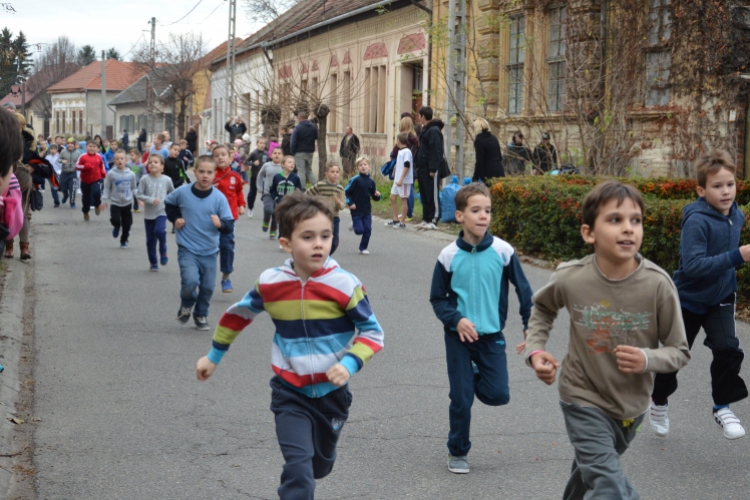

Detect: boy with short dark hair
[127,149,145,213]
[257,147,284,238]
[245,137,269,218]
[100,150,138,248]
[271,155,303,204]
[178,139,194,168]
[166,156,234,331]
[195,190,384,499]
[345,156,381,255]
[430,182,533,475]
[212,145,245,293]
[650,150,750,439]
[525,180,691,499]
[75,140,107,221]
[307,162,347,255]
[137,155,174,271]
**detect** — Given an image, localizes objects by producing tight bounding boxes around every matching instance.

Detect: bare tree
[30,36,80,121]
[242,0,303,24]
[132,33,207,139]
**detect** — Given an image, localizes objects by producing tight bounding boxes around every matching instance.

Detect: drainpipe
[745,100,750,180]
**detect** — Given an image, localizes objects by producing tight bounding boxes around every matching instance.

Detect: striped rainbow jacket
[207,257,384,398]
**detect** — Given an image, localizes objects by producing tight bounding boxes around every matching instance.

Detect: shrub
[489,175,750,303]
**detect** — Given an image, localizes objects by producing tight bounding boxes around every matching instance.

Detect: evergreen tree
[0,28,32,98]
[106,48,121,61]
[77,45,97,66]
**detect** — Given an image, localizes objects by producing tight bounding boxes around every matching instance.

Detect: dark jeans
[110,205,133,244]
[262,194,277,232]
[144,216,167,265]
[50,185,60,206]
[330,216,340,256]
[177,246,217,318]
[351,213,372,251]
[652,296,747,406]
[561,402,644,500]
[80,180,101,214]
[407,186,415,218]
[444,331,510,456]
[59,172,77,206]
[417,168,440,224]
[270,376,352,500]
[219,230,235,275]
[247,171,259,210]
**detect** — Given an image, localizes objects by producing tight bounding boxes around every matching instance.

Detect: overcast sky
[9,0,262,62]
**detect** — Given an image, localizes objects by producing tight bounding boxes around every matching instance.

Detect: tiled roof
[0,62,81,105]
[47,60,146,94]
[109,70,172,106]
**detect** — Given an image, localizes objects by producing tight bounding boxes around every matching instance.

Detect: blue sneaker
[221,279,233,293]
[112,227,120,238]
[160,255,168,266]
[70,204,76,209]
[120,241,128,249]
[150,264,159,272]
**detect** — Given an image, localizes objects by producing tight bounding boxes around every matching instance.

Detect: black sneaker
[177,306,192,324]
[193,315,210,331]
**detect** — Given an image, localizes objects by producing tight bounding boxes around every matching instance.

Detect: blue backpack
[380,158,395,180]
[439,176,462,223]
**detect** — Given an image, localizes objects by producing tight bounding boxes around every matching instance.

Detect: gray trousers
[294,152,316,187]
[561,401,644,500]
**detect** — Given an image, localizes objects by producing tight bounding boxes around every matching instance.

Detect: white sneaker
[384,220,398,226]
[359,249,370,255]
[348,222,354,232]
[415,221,427,228]
[247,209,253,218]
[714,407,746,439]
[424,223,438,230]
[649,401,669,437]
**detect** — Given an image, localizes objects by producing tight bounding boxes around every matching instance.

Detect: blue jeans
[178,246,218,318]
[144,216,167,265]
[330,216,340,256]
[444,331,510,456]
[59,172,77,205]
[50,185,60,205]
[219,230,235,275]
[351,213,372,251]
[80,181,101,214]
[407,187,415,218]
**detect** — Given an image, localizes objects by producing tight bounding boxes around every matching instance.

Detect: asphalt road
[28,189,750,499]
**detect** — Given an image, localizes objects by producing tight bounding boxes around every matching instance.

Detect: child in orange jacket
[212,145,246,293]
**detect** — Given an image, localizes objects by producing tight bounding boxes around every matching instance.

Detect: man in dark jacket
[415,106,444,229]
[280,125,292,156]
[339,126,360,175]
[121,130,129,152]
[532,132,558,174]
[225,117,247,142]
[290,111,318,187]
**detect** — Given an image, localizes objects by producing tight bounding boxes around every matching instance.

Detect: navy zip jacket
[344,173,380,216]
[672,197,746,313]
[290,120,318,154]
[430,231,533,335]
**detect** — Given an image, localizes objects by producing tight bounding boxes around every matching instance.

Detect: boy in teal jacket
[430,182,533,474]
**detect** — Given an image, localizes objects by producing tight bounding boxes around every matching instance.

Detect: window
[73,111,77,134]
[62,110,66,134]
[507,15,525,115]
[548,7,567,112]
[213,98,218,138]
[363,65,387,133]
[55,111,59,134]
[311,77,318,98]
[646,0,672,106]
[80,110,84,133]
[342,71,351,129]
[329,74,338,133]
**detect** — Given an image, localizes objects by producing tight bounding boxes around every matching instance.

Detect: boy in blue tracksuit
[345,156,381,254]
[650,150,750,440]
[430,182,533,474]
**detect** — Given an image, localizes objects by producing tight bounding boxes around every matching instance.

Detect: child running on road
[257,147,284,238]
[345,156,381,255]
[524,181,691,499]
[100,150,138,248]
[430,182,533,474]
[271,155,302,204]
[245,137,269,218]
[650,150,750,439]
[167,155,234,331]
[306,162,347,255]
[195,190,384,498]
[212,145,246,293]
[75,140,107,221]
[137,155,174,271]
[127,149,145,213]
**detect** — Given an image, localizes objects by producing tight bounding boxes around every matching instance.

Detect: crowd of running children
[6,111,748,499]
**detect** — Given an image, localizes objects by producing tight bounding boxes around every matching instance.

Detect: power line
[189,0,224,25]
[159,0,205,26]
[120,32,146,60]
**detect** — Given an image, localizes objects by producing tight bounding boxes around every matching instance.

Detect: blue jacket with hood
[672,197,746,313]
[430,231,533,335]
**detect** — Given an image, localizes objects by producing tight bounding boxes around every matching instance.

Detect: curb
[0,258,30,496]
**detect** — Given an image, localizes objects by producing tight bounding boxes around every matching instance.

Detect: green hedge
[489,176,750,304]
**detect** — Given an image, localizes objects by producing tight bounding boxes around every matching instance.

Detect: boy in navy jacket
[345,156,381,255]
[430,182,533,474]
[650,150,750,440]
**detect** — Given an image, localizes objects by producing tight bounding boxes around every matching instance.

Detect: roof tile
[47,60,146,94]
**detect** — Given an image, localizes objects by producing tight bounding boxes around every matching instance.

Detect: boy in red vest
[212,145,245,293]
[76,140,107,221]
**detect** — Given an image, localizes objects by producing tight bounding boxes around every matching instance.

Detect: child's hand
[98,203,108,211]
[349,204,356,211]
[531,351,560,385]
[139,201,145,207]
[614,346,646,374]
[396,180,403,187]
[210,214,221,228]
[238,206,245,215]
[741,244,750,262]
[153,198,160,205]
[374,190,381,197]
[334,196,342,205]
[457,318,479,343]
[175,218,186,229]
[196,356,217,381]
[515,330,528,354]
[326,363,350,387]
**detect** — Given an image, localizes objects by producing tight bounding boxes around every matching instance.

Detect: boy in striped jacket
[196,190,384,499]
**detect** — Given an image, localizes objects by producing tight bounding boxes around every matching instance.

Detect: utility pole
[149,17,156,63]
[147,17,156,136]
[226,0,237,120]
[443,0,467,177]
[101,50,107,138]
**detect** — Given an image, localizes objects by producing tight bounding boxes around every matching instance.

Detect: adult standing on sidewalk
[225,117,247,142]
[290,110,318,187]
[339,126,360,175]
[415,106,444,230]
[472,118,504,184]
[185,126,198,155]
[137,128,147,153]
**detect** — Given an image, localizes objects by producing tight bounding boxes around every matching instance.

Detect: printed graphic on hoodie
[574,300,651,354]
